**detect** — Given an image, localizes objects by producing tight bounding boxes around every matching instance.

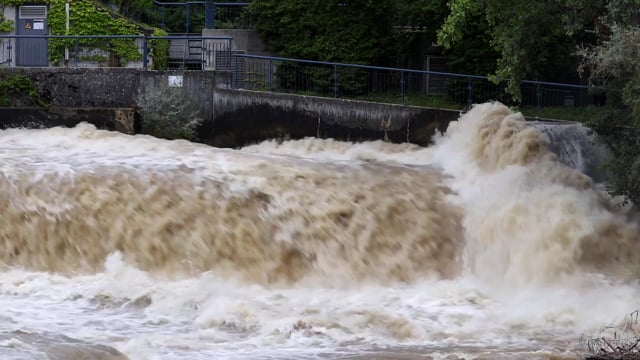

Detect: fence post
[205,0,215,29]
[74,38,79,67]
[185,3,191,33]
[268,58,273,92]
[200,38,206,70]
[467,77,474,106]
[334,65,339,98]
[233,55,238,88]
[227,39,231,71]
[400,70,406,104]
[142,36,149,70]
[7,39,12,66]
[536,82,542,110]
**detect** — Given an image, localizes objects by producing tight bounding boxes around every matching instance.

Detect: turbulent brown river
[0,102,638,360]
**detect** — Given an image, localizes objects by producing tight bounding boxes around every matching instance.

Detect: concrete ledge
[0,107,137,134]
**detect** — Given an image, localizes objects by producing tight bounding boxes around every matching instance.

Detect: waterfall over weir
[0,102,637,360]
[531,121,612,183]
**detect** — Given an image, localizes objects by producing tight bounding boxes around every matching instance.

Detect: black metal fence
[232,54,595,111]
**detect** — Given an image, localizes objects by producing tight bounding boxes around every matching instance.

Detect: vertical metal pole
[64,2,70,65]
[425,56,430,95]
[74,38,79,67]
[334,65,339,98]
[536,82,542,110]
[268,59,273,91]
[7,40,12,66]
[200,40,207,70]
[212,4,217,29]
[467,78,474,106]
[205,0,215,29]
[233,55,238,88]
[142,36,149,70]
[185,4,191,33]
[400,70,406,104]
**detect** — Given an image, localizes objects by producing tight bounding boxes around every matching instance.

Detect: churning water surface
[0,102,638,360]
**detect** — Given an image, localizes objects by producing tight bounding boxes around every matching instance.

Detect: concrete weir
[210,89,460,147]
[0,68,459,147]
[0,107,137,134]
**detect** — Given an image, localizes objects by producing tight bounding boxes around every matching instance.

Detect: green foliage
[577,3,640,204]
[79,54,107,62]
[579,26,640,120]
[437,0,604,102]
[605,0,640,26]
[248,0,446,96]
[250,0,395,65]
[150,28,169,70]
[587,110,640,205]
[136,85,203,141]
[441,11,498,76]
[0,18,13,33]
[0,3,16,33]
[48,0,142,65]
[108,0,152,20]
[0,73,44,107]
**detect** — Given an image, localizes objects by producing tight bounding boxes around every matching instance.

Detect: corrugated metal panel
[16,7,49,67]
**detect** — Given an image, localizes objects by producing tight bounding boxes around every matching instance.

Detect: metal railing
[0,34,233,70]
[151,1,252,33]
[231,54,594,111]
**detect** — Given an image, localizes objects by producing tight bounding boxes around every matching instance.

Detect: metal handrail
[232,54,589,88]
[231,54,593,109]
[153,1,249,5]
[0,35,232,40]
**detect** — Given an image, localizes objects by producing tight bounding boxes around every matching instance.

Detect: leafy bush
[150,28,169,71]
[136,85,203,141]
[0,73,45,107]
[579,25,640,205]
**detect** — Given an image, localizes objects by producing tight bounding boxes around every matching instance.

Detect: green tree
[579,24,640,204]
[106,0,153,20]
[437,0,605,101]
[250,0,396,64]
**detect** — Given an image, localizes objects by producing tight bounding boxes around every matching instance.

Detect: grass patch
[259,88,603,122]
[518,105,610,123]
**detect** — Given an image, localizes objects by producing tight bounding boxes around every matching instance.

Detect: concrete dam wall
[210,89,460,147]
[0,68,458,147]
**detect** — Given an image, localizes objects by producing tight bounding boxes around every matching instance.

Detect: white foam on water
[0,103,638,359]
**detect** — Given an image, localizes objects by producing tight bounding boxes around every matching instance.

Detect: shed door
[16,6,48,67]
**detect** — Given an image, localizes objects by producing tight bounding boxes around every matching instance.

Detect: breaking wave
[1,101,638,359]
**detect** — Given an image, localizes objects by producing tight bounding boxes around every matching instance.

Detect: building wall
[0,6,17,66]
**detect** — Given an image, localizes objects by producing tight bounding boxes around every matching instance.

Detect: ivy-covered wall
[0,0,168,69]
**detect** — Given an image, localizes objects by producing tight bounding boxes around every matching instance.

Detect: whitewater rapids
[0,102,638,359]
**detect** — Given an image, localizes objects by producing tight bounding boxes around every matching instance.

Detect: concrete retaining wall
[210,89,460,147]
[0,107,136,134]
[0,68,231,122]
[0,68,462,147]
